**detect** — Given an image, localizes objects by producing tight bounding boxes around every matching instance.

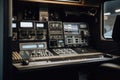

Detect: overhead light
[115,9,120,12]
[104,12,111,16]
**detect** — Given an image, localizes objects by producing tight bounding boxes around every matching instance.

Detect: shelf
[18,0,99,7]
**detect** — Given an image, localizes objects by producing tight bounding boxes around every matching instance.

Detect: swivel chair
[88,15,120,80]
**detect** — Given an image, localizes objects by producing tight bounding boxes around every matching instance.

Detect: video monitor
[20,21,33,28]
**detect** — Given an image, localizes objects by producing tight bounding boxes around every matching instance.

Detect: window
[103,0,120,39]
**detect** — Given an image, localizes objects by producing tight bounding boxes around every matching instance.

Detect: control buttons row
[50,35,63,39]
[53,48,78,55]
[31,50,53,57]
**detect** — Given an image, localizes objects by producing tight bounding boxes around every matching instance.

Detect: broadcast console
[12,21,117,70]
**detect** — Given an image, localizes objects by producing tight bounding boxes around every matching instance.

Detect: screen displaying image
[64,23,79,34]
[36,23,44,28]
[22,44,37,49]
[20,22,33,28]
[12,23,16,28]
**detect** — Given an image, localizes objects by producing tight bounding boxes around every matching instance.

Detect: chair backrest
[112,15,120,45]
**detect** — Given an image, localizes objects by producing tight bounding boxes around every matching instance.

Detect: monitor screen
[36,23,44,28]
[12,23,16,28]
[20,22,33,28]
[22,44,37,49]
[64,23,79,34]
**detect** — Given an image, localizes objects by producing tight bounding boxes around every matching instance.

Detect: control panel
[18,21,36,40]
[12,21,110,70]
[48,21,64,48]
[18,21,47,41]
[20,42,54,61]
[12,42,54,63]
[79,23,89,46]
[35,22,47,40]
[63,22,89,47]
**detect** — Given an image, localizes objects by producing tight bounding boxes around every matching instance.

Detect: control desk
[12,21,118,70]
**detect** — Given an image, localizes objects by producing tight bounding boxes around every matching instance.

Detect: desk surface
[13,54,119,71]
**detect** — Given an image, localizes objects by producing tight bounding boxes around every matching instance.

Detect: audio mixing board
[12,21,117,70]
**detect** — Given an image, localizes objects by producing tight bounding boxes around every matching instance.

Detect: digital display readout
[64,23,79,34]
[36,23,44,28]
[22,44,37,49]
[20,22,33,28]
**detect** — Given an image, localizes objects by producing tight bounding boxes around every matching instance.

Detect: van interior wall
[0,0,3,79]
